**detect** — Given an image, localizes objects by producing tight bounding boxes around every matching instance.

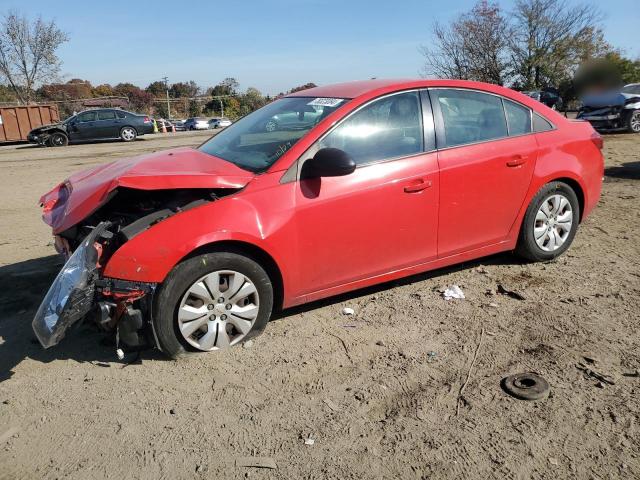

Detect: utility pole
[162,76,171,119]
[219,98,224,118]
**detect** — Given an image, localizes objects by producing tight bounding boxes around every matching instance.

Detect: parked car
[263,107,322,132]
[34,79,603,357]
[184,117,210,130]
[577,83,640,133]
[27,109,154,146]
[170,119,186,131]
[208,117,233,129]
[524,89,563,110]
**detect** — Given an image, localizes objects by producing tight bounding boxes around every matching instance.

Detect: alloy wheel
[631,111,640,133]
[534,194,573,252]
[122,127,136,141]
[177,270,259,351]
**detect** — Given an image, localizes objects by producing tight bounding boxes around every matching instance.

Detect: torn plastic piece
[443,285,465,300]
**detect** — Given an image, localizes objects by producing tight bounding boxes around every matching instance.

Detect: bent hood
[581,91,640,108]
[41,147,255,233]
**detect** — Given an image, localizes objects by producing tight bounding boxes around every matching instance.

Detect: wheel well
[183,241,284,310]
[555,177,585,221]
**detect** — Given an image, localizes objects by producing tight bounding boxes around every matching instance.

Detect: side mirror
[301,148,356,179]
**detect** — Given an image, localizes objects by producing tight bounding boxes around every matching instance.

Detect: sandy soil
[0,131,638,479]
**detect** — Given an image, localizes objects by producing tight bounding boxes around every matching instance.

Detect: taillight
[143,116,151,123]
[591,132,603,150]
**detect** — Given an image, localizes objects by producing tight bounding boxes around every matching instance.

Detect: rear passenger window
[431,89,507,147]
[117,111,126,119]
[504,99,531,135]
[318,91,423,165]
[533,113,554,132]
[97,111,116,120]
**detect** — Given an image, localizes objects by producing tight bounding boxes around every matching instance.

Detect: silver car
[184,117,209,130]
[208,117,233,129]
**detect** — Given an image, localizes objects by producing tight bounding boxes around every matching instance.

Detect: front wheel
[516,181,580,262]
[120,126,137,142]
[47,132,68,147]
[154,252,273,358]
[626,110,640,133]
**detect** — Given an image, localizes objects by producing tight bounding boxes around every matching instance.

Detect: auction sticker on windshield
[307,98,344,107]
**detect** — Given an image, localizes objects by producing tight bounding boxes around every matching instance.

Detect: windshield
[198,96,348,172]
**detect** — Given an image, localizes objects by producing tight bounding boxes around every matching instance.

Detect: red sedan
[34,79,604,357]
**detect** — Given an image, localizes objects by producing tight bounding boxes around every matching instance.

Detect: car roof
[285,78,534,101]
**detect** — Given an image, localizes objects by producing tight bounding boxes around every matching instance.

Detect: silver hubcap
[631,112,640,132]
[178,270,259,351]
[122,128,135,140]
[534,194,573,252]
[52,135,64,145]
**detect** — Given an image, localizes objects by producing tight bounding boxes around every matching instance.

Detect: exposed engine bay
[34,187,240,351]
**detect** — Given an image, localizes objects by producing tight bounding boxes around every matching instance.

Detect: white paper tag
[307,98,344,107]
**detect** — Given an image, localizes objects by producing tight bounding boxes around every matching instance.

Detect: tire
[625,110,640,133]
[515,181,580,262]
[120,126,137,142]
[153,252,273,358]
[47,132,68,147]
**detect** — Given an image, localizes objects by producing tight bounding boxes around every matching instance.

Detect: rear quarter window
[504,99,532,135]
[533,113,554,132]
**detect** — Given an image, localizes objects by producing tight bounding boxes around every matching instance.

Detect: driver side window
[318,91,423,165]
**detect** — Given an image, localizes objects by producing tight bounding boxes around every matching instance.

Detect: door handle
[506,155,528,167]
[404,179,432,193]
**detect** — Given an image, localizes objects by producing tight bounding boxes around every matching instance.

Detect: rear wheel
[47,132,68,147]
[626,110,640,133]
[516,181,580,262]
[154,252,273,358]
[120,126,137,142]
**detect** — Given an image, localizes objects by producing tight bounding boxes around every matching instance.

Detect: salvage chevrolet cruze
[33,79,604,357]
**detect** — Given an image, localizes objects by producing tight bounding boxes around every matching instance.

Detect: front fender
[102,186,295,289]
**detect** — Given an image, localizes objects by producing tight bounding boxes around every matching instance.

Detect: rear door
[430,88,537,257]
[95,110,119,138]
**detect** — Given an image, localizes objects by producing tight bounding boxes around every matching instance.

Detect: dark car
[27,109,154,147]
[577,83,640,133]
[524,89,563,110]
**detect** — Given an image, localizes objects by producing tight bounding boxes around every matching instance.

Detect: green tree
[170,80,199,98]
[146,81,166,97]
[113,83,154,113]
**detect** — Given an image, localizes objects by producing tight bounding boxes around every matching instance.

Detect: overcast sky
[5,0,640,94]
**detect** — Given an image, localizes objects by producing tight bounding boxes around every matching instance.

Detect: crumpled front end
[577,92,640,131]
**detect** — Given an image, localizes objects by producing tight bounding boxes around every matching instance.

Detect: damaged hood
[581,91,640,108]
[41,147,256,233]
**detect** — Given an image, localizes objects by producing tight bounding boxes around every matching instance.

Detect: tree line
[421,0,640,106]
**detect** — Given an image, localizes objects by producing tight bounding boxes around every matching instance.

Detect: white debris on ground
[342,307,355,315]
[442,285,465,301]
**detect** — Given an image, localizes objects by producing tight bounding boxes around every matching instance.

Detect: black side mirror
[301,148,356,179]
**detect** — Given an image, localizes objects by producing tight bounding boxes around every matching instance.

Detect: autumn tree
[421,1,511,85]
[0,11,68,103]
[170,80,199,98]
[145,80,167,97]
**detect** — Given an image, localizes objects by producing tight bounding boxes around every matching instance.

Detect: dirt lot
[0,131,638,479]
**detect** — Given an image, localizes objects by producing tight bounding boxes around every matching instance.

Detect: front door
[292,90,439,297]
[430,88,537,257]
[68,111,97,141]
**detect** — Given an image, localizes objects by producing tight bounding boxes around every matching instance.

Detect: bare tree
[421,1,511,85]
[509,0,606,89]
[0,11,68,104]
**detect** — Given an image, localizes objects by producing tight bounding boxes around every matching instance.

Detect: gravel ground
[0,131,638,479]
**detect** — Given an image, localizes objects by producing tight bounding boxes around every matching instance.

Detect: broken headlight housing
[32,223,108,348]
